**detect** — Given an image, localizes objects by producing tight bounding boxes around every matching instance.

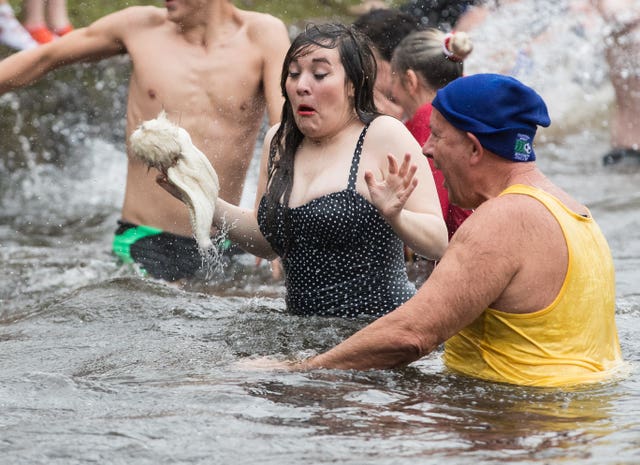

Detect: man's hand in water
[234,354,318,372]
[235,356,298,371]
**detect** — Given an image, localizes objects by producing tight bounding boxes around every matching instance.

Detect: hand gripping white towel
[129,111,220,254]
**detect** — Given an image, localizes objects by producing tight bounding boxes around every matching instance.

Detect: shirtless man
[267,74,623,387]
[0,0,290,281]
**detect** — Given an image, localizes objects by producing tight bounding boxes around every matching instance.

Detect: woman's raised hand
[364,152,419,220]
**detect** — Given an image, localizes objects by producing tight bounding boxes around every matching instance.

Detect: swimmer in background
[455,0,640,165]
[0,0,290,282]
[400,0,486,31]
[160,23,448,318]
[21,0,73,44]
[352,8,424,120]
[595,0,640,164]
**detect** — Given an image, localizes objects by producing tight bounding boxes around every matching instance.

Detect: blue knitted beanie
[431,74,551,162]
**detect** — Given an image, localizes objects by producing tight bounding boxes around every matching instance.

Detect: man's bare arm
[255,16,290,125]
[0,7,156,95]
[253,124,279,212]
[302,199,522,370]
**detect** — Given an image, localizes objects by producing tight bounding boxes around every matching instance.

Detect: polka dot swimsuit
[257,123,416,318]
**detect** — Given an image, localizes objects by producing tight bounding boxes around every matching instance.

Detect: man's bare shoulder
[412,193,531,325]
[454,190,551,250]
[119,5,166,25]
[239,9,289,41]
[94,5,167,33]
[239,9,287,29]
[433,194,530,299]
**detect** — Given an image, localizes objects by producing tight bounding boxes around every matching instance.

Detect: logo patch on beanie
[513,133,533,161]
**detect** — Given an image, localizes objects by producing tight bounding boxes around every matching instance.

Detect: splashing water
[463,0,612,138]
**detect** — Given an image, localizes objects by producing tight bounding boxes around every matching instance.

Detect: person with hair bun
[391,29,474,243]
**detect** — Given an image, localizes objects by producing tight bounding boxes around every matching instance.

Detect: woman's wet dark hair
[262,23,379,254]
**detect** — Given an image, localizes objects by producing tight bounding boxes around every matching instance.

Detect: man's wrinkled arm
[300,203,520,371]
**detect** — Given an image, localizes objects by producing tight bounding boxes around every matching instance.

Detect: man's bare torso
[119,6,283,237]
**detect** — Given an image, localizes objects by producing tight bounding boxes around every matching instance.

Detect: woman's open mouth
[297,104,315,116]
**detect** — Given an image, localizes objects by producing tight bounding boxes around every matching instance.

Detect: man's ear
[465,132,484,166]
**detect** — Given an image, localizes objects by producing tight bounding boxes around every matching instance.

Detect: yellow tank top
[444,184,623,387]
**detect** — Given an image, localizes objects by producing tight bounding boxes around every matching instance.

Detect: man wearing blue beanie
[285,74,623,387]
[431,73,551,163]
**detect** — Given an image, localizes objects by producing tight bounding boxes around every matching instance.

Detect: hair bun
[443,32,473,62]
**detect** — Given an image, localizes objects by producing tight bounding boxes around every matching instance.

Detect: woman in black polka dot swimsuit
[202,23,448,318]
[257,123,416,317]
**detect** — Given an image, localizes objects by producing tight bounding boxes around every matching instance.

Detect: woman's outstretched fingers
[386,153,399,174]
[364,169,376,187]
[406,163,418,188]
[398,152,413,177]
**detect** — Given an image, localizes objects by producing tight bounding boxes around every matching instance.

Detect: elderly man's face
[423,109,475,209]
